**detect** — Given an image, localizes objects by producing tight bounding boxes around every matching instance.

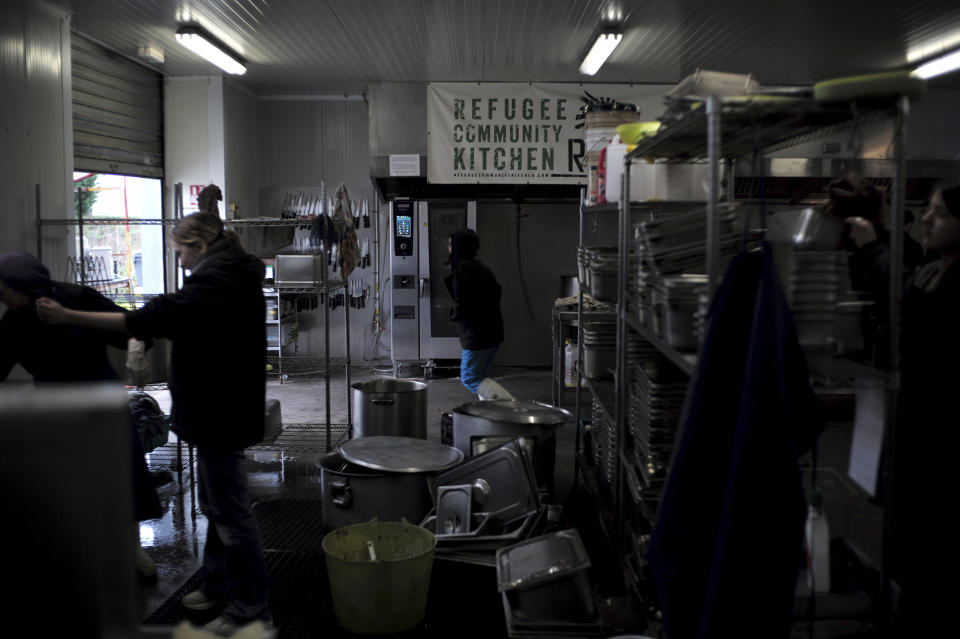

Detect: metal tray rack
[590,398,617,487]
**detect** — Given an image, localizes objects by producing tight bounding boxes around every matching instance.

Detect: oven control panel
[393,201,414,257]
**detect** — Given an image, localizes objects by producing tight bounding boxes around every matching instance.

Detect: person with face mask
[845,182,960,634]
[0,251,162,577]
[36,205,273,636]
[444,228,513,400]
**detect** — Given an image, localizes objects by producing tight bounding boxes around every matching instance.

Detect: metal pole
[613,160,630,537]
[35,185,42,262]
[573,187,585,490]
[706,95,722,296]
[345,273,352,438]
[78,188,87,286]
[372,199,381,329]
[881,95,908,613]
[324,249,332,450]
[725,158,735,204]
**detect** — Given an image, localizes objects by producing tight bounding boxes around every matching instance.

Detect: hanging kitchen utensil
[330,183,361,279]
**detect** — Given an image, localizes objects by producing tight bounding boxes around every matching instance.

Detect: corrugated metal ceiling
[66,0,960,95]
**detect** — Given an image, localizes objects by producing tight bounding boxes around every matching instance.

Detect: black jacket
[444,229,504,350]
[1,282,130,382]
[888,257,960,621]
[647,246,821,639]
[842,241,960,627]
[125,239,266,451]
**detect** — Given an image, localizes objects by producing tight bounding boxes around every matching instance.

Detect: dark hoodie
[444,228,504,350]
[125,238,266,450]
[1,252,129,382]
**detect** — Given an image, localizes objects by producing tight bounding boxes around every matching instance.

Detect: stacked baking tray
[773,248,849,348]
[634,208,741,277]
[590,399,616,487]
[630,208,741,334]
[626,340,688,516]
[422,438,547,565]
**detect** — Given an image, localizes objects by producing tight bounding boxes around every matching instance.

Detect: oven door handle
[419,277,428,299]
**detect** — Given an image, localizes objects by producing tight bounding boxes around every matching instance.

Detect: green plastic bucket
[322,518,436,634]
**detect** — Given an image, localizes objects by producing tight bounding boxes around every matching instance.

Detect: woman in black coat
[847,182,960,634]
[37,208,272,635]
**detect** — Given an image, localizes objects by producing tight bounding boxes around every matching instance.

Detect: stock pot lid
[339,436,464,473]
[458,400,575,425]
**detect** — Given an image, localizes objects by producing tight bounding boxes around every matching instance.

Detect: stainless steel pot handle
[371,396,395,406]
[331,477,352,507]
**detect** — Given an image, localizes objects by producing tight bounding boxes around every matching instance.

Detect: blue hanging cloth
[647,243,822,639]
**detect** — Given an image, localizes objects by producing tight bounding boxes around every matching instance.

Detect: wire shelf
[628,98,897,161]
[145,441,190,472]
[274,285,346,294]
[267,356,349,379]
[137,382,169,392]
[226,218,317,227]
[105,293,160,308]
[250,423,351,453]
[144,424,350,471]
[38,217,170,225]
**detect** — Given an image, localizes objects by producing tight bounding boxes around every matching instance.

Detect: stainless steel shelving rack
[574,95,912,617]
[228,218,352,449]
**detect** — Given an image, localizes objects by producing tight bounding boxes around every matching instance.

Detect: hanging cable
[515,204,537,323]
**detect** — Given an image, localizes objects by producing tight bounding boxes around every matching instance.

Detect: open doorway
[72,172,164,304]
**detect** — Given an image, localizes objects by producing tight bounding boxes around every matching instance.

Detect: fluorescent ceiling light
[906,32,960,64]
[175,26,246,75]
[912,48,960,79]
[579,32,622,76]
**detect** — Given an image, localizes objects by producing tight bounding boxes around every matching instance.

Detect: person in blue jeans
[444,228,513,400]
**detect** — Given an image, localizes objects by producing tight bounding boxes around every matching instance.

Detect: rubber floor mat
[144,498,510,638]
[255,499,325,553]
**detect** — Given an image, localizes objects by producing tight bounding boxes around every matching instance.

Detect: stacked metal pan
[590,399,617,487]
[421,438,547,565]
[581,322,616,380]
[693,289,712,344]
[585,246,619,302]
[625,338,688,517]
[655,274,709,352]
[630,207,741,338]
[772,247,849,348]
[634,208,740,278]
[497,529,602,637]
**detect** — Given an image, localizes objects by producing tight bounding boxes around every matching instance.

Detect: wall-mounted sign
[427,82,669,185]
[188,184,206,208]
[389,154,421,177]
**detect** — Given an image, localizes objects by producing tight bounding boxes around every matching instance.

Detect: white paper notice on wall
[848,380,886,497]
[389,154,421,177]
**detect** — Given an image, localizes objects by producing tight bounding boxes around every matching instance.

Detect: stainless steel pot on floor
[351,379,428,439]
[320,436,463,531]
[451,400,574,496]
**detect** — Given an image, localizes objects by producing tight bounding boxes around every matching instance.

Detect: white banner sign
[427,82,670,185]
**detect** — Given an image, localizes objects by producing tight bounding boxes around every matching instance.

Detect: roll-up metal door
[71,36,163,178]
